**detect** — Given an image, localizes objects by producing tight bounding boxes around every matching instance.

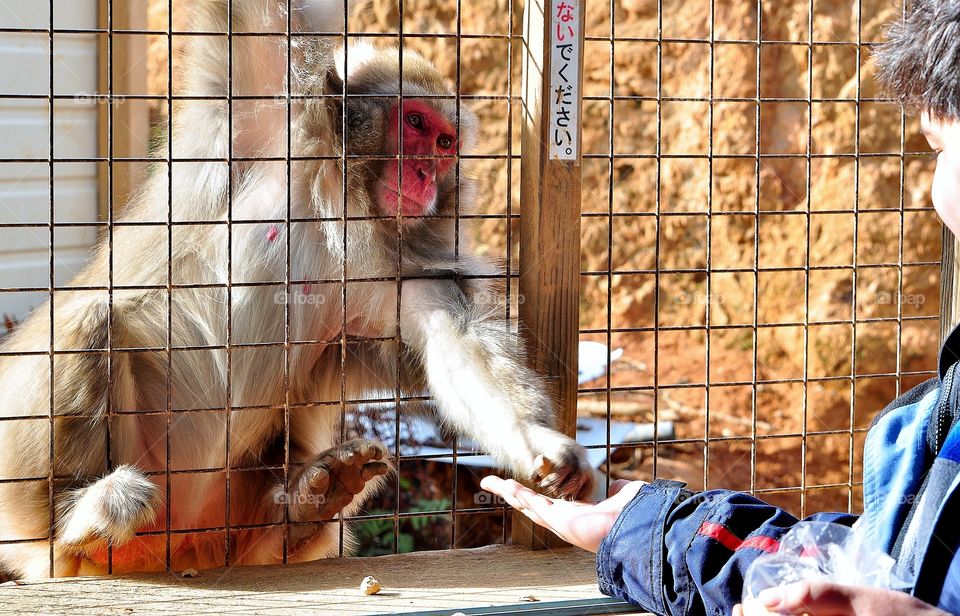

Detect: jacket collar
[940,324,960,379]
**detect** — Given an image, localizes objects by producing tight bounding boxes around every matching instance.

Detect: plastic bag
[742,521,908,608]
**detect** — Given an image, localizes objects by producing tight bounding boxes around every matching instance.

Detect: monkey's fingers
[315,463,388,520]
[332,441,389,491]
[336,440,388,466]
[300,465,332,496]
[538,467,593,501]
[532,456,595,501]
[534,454,555,479]
[530,441,596,501]
[361,461,389,483]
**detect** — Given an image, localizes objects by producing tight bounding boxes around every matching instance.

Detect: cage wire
[0,0,942,576]
[577,0,940,521]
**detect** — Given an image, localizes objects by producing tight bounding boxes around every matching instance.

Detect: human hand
[478,475,646,552]
[732,581,948,616]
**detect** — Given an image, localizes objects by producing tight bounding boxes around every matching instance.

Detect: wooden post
[514,0,585,549]
[941,228,960,343]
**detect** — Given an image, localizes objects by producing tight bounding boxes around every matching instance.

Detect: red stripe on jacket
[697,521,780,553]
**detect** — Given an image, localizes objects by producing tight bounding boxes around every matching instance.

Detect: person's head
[876,0,960,234]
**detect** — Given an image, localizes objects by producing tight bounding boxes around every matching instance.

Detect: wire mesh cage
[0,0,941,579]
[572,0,940,519]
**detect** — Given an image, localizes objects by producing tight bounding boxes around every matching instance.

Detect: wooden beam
[97,0,150,221]
[0,546,647,615]
[941,227,960,343]
[515,0,586,549]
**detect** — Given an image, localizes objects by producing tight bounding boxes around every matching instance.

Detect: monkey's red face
[378,101,457,218]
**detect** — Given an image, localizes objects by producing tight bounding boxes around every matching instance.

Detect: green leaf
[397,533,415,553]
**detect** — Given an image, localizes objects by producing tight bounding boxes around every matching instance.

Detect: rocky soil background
[146,0,940,520]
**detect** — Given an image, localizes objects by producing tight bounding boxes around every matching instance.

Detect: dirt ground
[144,0,941,521]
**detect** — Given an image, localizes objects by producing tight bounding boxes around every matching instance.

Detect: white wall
[0,0,100,322]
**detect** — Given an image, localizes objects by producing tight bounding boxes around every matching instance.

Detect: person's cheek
[932,150,960,237]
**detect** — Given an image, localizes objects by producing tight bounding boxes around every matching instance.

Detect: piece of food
[360,575,382,595]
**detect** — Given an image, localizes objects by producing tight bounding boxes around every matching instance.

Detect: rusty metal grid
[0,0,940,577]
[582,0,938,524]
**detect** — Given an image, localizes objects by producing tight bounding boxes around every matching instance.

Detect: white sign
[549,0,581,161]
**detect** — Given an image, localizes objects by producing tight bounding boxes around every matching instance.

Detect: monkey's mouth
[378,182,436,219]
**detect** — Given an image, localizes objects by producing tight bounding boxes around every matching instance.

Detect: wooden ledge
[0,545,647,615]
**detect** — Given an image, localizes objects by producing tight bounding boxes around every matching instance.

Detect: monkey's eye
[437,135,454,150]
[405,113,424,130]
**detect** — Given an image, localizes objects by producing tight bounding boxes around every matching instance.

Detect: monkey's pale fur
[0,0,592,579]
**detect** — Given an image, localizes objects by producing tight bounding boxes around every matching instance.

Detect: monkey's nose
[416,165,436,183]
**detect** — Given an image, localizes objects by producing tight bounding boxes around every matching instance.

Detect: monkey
[0,0,593,579]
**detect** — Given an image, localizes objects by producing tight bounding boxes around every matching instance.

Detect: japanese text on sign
[549,0,580,161]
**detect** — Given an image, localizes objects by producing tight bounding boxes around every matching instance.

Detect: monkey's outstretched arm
[398,280,593,499]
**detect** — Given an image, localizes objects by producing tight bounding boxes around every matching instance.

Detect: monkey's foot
[58,465,161,549]
[286,439,390,523]
[531,438,595,501]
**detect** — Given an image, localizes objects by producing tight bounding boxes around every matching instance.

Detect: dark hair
[875,0,960,119]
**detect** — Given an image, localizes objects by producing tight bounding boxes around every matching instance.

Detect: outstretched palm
[479,475,646,552]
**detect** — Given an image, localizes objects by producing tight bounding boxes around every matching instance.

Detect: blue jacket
[597,327,960,615]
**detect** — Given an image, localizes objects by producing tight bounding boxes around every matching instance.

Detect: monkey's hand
[282,439,390,525]
[528,429,594,500]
